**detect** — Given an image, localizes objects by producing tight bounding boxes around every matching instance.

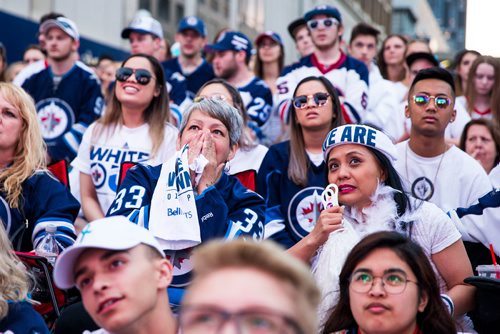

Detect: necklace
[405,141,448,188]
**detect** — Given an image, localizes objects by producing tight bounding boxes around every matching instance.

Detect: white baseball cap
[53,216,164,289]
[121,16,164,39]
[323,124,398,162]
[40,17,80,41]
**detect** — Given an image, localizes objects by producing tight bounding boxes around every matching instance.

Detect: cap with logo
[53,216,165,289]
[40,17,80,41]
[255,31,283,47]
[178,16,206,37]
[323,124,397,162]
[121,16,164,39]
[304,5,342,23]
[205,31,252,59]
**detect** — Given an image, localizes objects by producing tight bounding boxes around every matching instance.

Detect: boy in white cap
[121,16,164,58]
[54,216,176,334]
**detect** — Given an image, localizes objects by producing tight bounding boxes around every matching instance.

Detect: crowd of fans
[0,4,499,334]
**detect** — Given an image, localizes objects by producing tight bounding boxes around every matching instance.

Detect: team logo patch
[90,162,107,189]
[0,196,12,234]
[165,248,193,287]
[36,98,75,141]
[288,187,324,238]
[411,176,434,201]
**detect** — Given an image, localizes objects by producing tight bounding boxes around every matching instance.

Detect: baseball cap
[205,31,252,58]
[406,52,439,68]
[54,216,165,289]
[304,5,342,23]
[178,16,206,37]
[121,16,164,39]
[287,18,307,38]
[255,31,283,47]
[323,124,397,162]
[40,17,80,41]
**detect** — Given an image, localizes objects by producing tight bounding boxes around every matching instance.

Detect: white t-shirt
[456,95,494,120]
[394,141,494,247]
[490,163,500,188]
[72,122,178,213]
[227,144,268,175]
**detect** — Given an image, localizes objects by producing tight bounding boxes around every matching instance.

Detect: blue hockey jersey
[17,61,104,162]
[106,164,265,305]
[162,58,215,99]
[256,141,328,249]
[1,171,79,252]
[277,52,369,124]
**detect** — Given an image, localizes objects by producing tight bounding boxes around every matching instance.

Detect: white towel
[149,145,201,250]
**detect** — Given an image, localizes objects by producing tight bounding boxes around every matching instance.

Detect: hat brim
[406,52,439,68]
[41,21,77,40]
[255,34,282,46]
[121,28,160,39]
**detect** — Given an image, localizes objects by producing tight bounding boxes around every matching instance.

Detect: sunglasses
[307,18,339,30]
[115,67,155,85]
[412,94,451,109]
[293,92,330,109]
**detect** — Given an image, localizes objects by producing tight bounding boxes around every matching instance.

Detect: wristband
[440,293,454,315]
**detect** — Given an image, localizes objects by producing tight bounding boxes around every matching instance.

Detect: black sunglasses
[115,67,155,85]
[293,92,330,109]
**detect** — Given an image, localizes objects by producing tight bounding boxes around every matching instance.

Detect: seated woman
[107,98,265,306]
[0,223,49,333]
[72,54,178,222]
[291,124,474,328]
[0,83,79,251]
[322,231,456,334]
[257,76,343,249]
[195,78,268,176]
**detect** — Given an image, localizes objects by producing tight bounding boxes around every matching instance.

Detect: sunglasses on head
[115,67,155,85]
[307,17,339,30]
[293,92,330,109]
[412,94,451,109]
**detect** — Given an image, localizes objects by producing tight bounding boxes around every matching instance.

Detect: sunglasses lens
[314,93,329,105]
[116,67,133,82]
[414,95,429,106]
[293,96,308,108]
[308,20,319,29]
[134,69,152,85]
[435,97,449,108]
[324,18,333,27]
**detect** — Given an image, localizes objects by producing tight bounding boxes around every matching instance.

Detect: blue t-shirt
[0,301,50,333]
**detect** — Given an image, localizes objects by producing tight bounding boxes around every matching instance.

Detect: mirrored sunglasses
[115,67,154,85]
[293,92,330,109]
[413,94,451,109]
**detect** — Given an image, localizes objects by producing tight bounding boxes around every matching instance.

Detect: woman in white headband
[291,124,475,330]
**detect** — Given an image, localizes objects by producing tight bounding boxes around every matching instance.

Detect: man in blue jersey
[277,5,369,124]
[206,31,273,143]
[15,17,103,163]
[162,16,215,100]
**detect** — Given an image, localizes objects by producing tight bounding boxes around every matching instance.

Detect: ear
[227,143,239,162]
[236,50,246,63]
[72,40,80,52]
[404,104,410,118]
[153,86,161,97]
[450,108,457,123]
[156,259,173,289]
[417,290,429,313]
[338,24,344,37]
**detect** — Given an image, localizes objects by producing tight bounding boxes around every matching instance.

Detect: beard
[216,64,238,80]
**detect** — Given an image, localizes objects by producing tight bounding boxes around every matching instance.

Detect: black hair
[39,12,65,24]
[409,67,455,96]
[349,23,380,45]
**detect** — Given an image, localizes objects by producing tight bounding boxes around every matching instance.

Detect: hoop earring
[224,162,230,174]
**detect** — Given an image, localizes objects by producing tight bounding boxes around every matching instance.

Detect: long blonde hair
[95,54,170,157]
[0,222,30,319]
[0,83,46,208]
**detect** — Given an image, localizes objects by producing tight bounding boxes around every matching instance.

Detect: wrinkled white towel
[149,145,201,250]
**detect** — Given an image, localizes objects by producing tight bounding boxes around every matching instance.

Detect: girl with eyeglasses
[72,54,178,222]
[322,231,456,334]
[257,76,343,249]
[307,124,474,330]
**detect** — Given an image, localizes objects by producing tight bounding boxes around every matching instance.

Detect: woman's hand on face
[197,132,224,193]
[309,206,344,248]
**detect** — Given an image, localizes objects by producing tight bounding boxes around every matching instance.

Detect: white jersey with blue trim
[15,61,104,162]
[106,164,265,305]
[0,170,79,252]
[277,52,369,124]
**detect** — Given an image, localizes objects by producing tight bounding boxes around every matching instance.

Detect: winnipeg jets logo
[288,187,324,238]
[411,177,434,201]
[36,98,75,141]
[90,162,106,188]
[165,248,193,287]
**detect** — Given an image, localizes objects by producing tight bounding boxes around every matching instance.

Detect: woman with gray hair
[107,98,265,308]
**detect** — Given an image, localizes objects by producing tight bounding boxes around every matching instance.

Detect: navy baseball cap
[178,16,206,37]
[304,5,342,23]
[255,31,283,46]
[205,31,252,58]
[288,18,307,38]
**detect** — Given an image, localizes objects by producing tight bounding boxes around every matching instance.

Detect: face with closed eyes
[327,144,385,209]
[0,92,23,159]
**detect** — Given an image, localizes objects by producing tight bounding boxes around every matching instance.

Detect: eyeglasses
[193,94,230,103]
[349,270,418,295]
[293,92,330,109]
[412,94,451,109]
[115,67,155,85]
[179,305,303,334]
[307,18,339,30]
